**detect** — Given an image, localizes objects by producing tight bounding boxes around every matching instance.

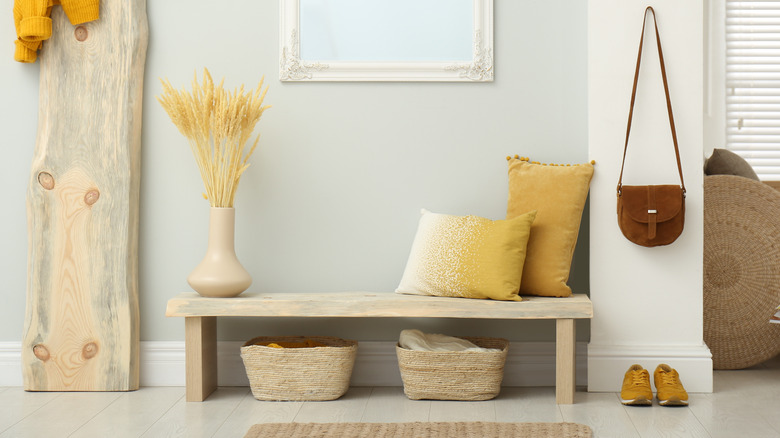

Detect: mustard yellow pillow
[506,156,594,297]
[395,209,537,301]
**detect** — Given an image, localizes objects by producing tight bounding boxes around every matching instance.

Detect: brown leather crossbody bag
[617,6,685,247]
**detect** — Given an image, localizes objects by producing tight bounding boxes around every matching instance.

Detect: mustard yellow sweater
[13,0,99,63]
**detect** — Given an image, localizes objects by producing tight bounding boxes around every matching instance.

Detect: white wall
[704,0,725,158]
[0,1,589,345]
[588,1,712,392]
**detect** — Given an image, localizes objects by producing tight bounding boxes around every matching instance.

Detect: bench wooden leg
[185,316,217,401]
[556,318,576,404]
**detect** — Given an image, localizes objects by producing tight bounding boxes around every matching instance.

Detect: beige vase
[187,207,252,298]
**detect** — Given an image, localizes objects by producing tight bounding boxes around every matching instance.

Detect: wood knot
[84,189,100,206]
[33,344,50,362]
[82,342,99,359]
[37,172,55,190]
[74,26,88,42]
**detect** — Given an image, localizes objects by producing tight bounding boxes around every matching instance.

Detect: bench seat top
[166,292,592,320]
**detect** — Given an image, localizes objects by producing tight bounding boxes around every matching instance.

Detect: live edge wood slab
[166,292,593,404]
[24,0,147,391]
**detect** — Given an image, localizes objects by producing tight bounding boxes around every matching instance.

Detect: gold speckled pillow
[507,156,594,297]
[395,209,537,301]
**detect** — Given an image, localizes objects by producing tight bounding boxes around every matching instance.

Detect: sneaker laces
[630,370,649,387]
[658,370,680,388]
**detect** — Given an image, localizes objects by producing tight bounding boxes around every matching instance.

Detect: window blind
[726,1,780,180]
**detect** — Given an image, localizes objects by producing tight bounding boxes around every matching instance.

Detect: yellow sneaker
[654,364,689,406]
[620,364,653,405]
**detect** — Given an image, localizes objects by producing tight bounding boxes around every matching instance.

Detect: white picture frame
[279,0,494,82]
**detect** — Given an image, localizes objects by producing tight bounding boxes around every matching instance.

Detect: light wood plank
[293,387,372,423]
[690,368,780,437]
[141,387,248,438]
[70,387,184,438]
[23,0,147,391]
[0,391,121,437]
[0,369,779,438]
[494,387,564,423]
[185,317,217,402]
[556,318,576,404]
[713,366,780,393]
[558,392,640,437]
[688,392,779,438]
[428,398,497,422]
[166,292,593,319]
[213,391,303,438]
[741,369,780,434]
[624,402,710,438]
[360,386,431,423]
[0,388,61,433]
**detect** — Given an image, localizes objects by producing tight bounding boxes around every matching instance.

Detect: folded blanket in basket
[399,329,500,352]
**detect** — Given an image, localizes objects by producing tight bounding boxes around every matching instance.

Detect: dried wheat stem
[157,68,271,207]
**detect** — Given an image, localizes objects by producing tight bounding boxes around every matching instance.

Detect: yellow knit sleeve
[61,0,99,25]
[13,0,47,63]
[17,0,54,43]
[14,39,41,63]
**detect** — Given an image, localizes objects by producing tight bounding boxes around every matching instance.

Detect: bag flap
[620,185,683,223]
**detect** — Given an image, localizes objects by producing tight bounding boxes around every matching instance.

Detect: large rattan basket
[704,175,780,369]
[240,336,358,401]
[396,336,508,400]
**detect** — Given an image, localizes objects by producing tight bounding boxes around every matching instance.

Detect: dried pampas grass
[158,68,271,207]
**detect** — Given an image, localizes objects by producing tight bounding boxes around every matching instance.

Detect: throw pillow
[395,209,537,301]
[704,148,759,180]
[506,156,594,297]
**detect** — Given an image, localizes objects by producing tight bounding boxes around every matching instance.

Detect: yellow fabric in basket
[263,340,327,348]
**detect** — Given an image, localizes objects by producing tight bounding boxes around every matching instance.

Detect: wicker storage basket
[396,336,509,401]
[704,175,780,369]
[240,336,358,401]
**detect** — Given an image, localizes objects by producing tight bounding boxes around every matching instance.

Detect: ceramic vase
[187,207,252,298]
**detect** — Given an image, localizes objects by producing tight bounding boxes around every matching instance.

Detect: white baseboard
[0,343,22,386]
[0,341,587,388]
[587,343,713,392]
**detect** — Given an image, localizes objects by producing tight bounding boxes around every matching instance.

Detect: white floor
[1,356,778,438]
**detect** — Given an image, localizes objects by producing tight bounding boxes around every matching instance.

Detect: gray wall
[0,0,588,343]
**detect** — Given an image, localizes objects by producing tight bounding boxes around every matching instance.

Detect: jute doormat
[244,421,593,438]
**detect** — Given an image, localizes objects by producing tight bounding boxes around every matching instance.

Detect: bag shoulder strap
[617,6,685,196]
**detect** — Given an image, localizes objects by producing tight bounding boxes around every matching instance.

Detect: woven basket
[704,175,780,369]
[240,336,358,401]
[396,336,508,400]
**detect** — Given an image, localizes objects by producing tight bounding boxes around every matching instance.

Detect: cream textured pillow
[395,209,537,301]
[506,156,594,297]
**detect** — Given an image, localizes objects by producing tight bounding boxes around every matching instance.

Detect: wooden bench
[165,292,593,404]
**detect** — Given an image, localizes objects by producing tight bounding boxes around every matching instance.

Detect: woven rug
[244,422,593,438]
